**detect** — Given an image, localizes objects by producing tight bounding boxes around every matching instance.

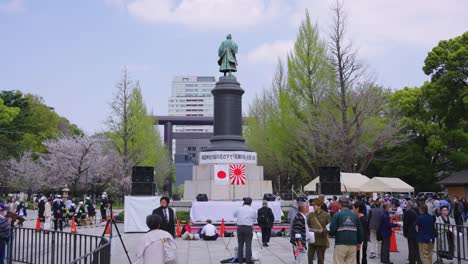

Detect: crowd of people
[289,193,468,264]
[134,193,468,264]
[3,192,111,232]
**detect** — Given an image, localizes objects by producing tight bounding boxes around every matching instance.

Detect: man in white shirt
[200,219,218,240]
[234,197,257,264]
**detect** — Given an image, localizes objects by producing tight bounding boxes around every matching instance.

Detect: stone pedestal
[205,77,251,152]
[183,163,272,200]
[183,76,273,200]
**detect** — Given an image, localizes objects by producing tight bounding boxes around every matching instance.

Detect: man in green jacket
[307,198,331,264]
[330,196,363,264]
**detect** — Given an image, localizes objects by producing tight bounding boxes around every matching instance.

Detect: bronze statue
[218,34,238,76]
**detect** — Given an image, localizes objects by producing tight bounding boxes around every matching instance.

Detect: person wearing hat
[77,202,86,225]
[85,197,96,223]
[234,197,257,264]
[38,196,46,223]
[0,204,11,264]
[330,196,363,264]
[257,200,274,247]
[307,198,331,264]
[99,192,109,222]
[152,196,176,238]
[52,195,65,231]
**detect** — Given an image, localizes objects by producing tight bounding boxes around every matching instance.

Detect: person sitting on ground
[200,219,218,241]
[135,214,177,264]
[181,218,197,240]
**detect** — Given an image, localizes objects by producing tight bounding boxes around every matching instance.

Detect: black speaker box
[320,182,341,195]
[132,166,154,183]
[196,193,208,202]
[263,193,276,201]
[319,167,340,182]
[131,183,155,196]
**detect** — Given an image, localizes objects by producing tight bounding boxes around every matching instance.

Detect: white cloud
[125,0,288,30]
[292,0,468,52]
[246,40,294,65]
[0,0,25,13]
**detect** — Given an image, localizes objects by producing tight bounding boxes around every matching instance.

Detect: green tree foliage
[246,8,402,192]
[369,32,468,191]
[107,69,171,192]
[0,98,19,125]
[0,90,81,159]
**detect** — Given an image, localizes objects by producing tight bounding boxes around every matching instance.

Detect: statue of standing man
[218,34,238,76]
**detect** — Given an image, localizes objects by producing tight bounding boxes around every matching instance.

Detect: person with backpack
[136,214,176,264]
[257,200,274,247]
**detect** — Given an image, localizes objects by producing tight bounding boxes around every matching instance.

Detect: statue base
[183,150,272,200]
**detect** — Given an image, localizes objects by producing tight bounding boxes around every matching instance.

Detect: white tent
[303,173,370,192]
[358,177,414,193]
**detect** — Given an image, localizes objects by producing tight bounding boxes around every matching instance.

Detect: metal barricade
[6,227,111,264]
[434,222,468,264]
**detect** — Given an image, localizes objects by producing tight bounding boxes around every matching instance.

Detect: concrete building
[168,76,215,133]
[168,76,215,187]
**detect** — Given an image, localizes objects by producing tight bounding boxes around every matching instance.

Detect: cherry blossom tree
[8,151,46,198]
[40,135,123,196]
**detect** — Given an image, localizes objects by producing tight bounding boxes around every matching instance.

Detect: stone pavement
[20,209,452,264]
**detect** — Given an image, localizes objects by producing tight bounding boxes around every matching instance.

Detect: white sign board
[199,151,257,165]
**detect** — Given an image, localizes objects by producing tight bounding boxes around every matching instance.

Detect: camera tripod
[100,205,132,264]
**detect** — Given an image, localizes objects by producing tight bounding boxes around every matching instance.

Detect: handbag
[44,219,51,230]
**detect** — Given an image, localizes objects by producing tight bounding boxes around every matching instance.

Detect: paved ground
[18,209,445,264]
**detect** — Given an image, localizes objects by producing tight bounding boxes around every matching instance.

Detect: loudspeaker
[319,167,340,182]
[132,166,154,183]
[131,183,155,196]
[196,193,208,202]
[320,182,341,195]
[263,193,276,201]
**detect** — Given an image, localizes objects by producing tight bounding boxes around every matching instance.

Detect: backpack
[258,210,269,226]
[161,237,177,263]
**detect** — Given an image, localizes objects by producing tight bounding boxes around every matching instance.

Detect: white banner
[124,196,161,232]
[199,151,257,165]
[190,201,283,223]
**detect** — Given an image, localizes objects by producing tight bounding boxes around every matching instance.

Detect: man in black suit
[403,201,421,264]
[152,196,176,238]
[257,200,275,247]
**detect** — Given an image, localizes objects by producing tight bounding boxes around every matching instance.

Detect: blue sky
[1,0,467,133]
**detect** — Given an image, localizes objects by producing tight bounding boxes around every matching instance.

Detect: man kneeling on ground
[200,219,218,240]
[181,218,198,240]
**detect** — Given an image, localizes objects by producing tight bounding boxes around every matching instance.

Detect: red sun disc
[217,171,227,179]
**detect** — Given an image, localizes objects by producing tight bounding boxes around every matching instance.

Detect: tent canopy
[358,177,414,193]
[304,173,370,192]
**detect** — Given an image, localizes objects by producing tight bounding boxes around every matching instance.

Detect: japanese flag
[214,165,229,185]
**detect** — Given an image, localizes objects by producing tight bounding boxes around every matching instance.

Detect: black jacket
[257,207,274,228]
[152,206,176,238]
[403,207,418,240]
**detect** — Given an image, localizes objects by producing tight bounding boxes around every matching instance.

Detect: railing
[7,227,111,264]
[434,222,468,264]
